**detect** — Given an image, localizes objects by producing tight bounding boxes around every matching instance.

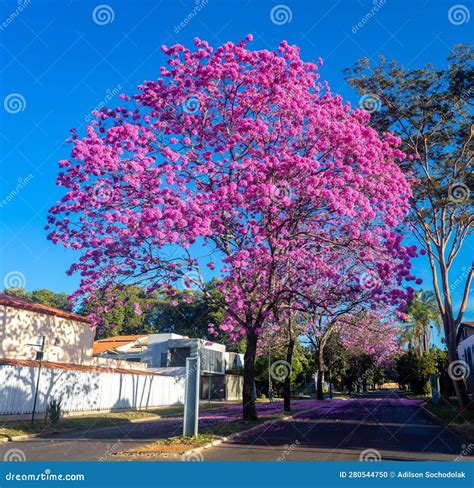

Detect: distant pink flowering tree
[48,36,415,420]
[339,311,401,364]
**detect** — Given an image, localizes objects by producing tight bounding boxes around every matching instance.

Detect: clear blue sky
[0,0,472,324]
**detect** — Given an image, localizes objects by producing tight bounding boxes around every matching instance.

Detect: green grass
[424,398,474,426]
[0,403,222,439]
[405,392,430,400]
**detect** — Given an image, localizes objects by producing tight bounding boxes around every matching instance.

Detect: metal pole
[31,336,45,427]
[268,348,271,393]
[183,357,200,437]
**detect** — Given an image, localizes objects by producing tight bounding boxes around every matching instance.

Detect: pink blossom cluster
[47,36,417,339]
[339,311,401,365]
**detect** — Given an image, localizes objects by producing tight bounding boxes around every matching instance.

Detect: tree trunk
[444,315,471,410]
[316,344,325,400]
[438,258,471,410]
[243,330,258,420]
[283,337,295,412]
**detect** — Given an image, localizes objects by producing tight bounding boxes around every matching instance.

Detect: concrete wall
[0,305,95,365]
[91,357,147,371]
[225,352,244,372]
[225,374,244,401]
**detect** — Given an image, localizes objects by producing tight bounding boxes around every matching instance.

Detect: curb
[181,404,322,459]
[0,433,41,443]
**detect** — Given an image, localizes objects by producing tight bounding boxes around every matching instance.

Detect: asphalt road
[202,390,473,461]
[0,404,240,461]
[0,391,471,462]
[0,416,185,461]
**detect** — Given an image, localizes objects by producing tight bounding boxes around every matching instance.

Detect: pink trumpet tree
[339,311,401,364]
[48,36,415,420]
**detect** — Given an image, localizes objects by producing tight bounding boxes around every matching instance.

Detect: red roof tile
[93,335,147,355]
[0,357,160,376]
[0,293,90,324]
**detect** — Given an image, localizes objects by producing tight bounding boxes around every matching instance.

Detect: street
[203,391,473,461]
[0,392,471,462]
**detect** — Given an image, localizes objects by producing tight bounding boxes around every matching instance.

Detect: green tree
[151,280,227,343]
[83,281,230,343]
[79,285,157,338]
[346,45,473,409]
[396,351,437,395]
[404,290,442,355]
[323,333,348,394]
[4,288,72,312]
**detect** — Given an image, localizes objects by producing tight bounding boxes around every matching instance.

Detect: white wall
[91,357,147,371]
[0,305,95,365]
[0,364,184,415]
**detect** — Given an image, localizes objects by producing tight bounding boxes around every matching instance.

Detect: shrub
[45,399,62,425]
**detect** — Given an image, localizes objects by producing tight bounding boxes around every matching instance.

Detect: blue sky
[0,0,472,325]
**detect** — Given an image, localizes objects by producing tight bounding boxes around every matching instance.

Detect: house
[0,293,95,365]
[457,321,474,396]
[92,335,148,362]
[0,295,180,417]
[93,332,245,400]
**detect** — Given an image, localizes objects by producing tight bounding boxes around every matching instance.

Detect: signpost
[183,356,200,437]
[26,336,46,426]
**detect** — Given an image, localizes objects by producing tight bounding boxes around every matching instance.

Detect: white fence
[0,364,185,415]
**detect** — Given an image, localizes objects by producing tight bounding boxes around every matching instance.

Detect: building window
[168,347,191,367]
[160,352,168,367]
